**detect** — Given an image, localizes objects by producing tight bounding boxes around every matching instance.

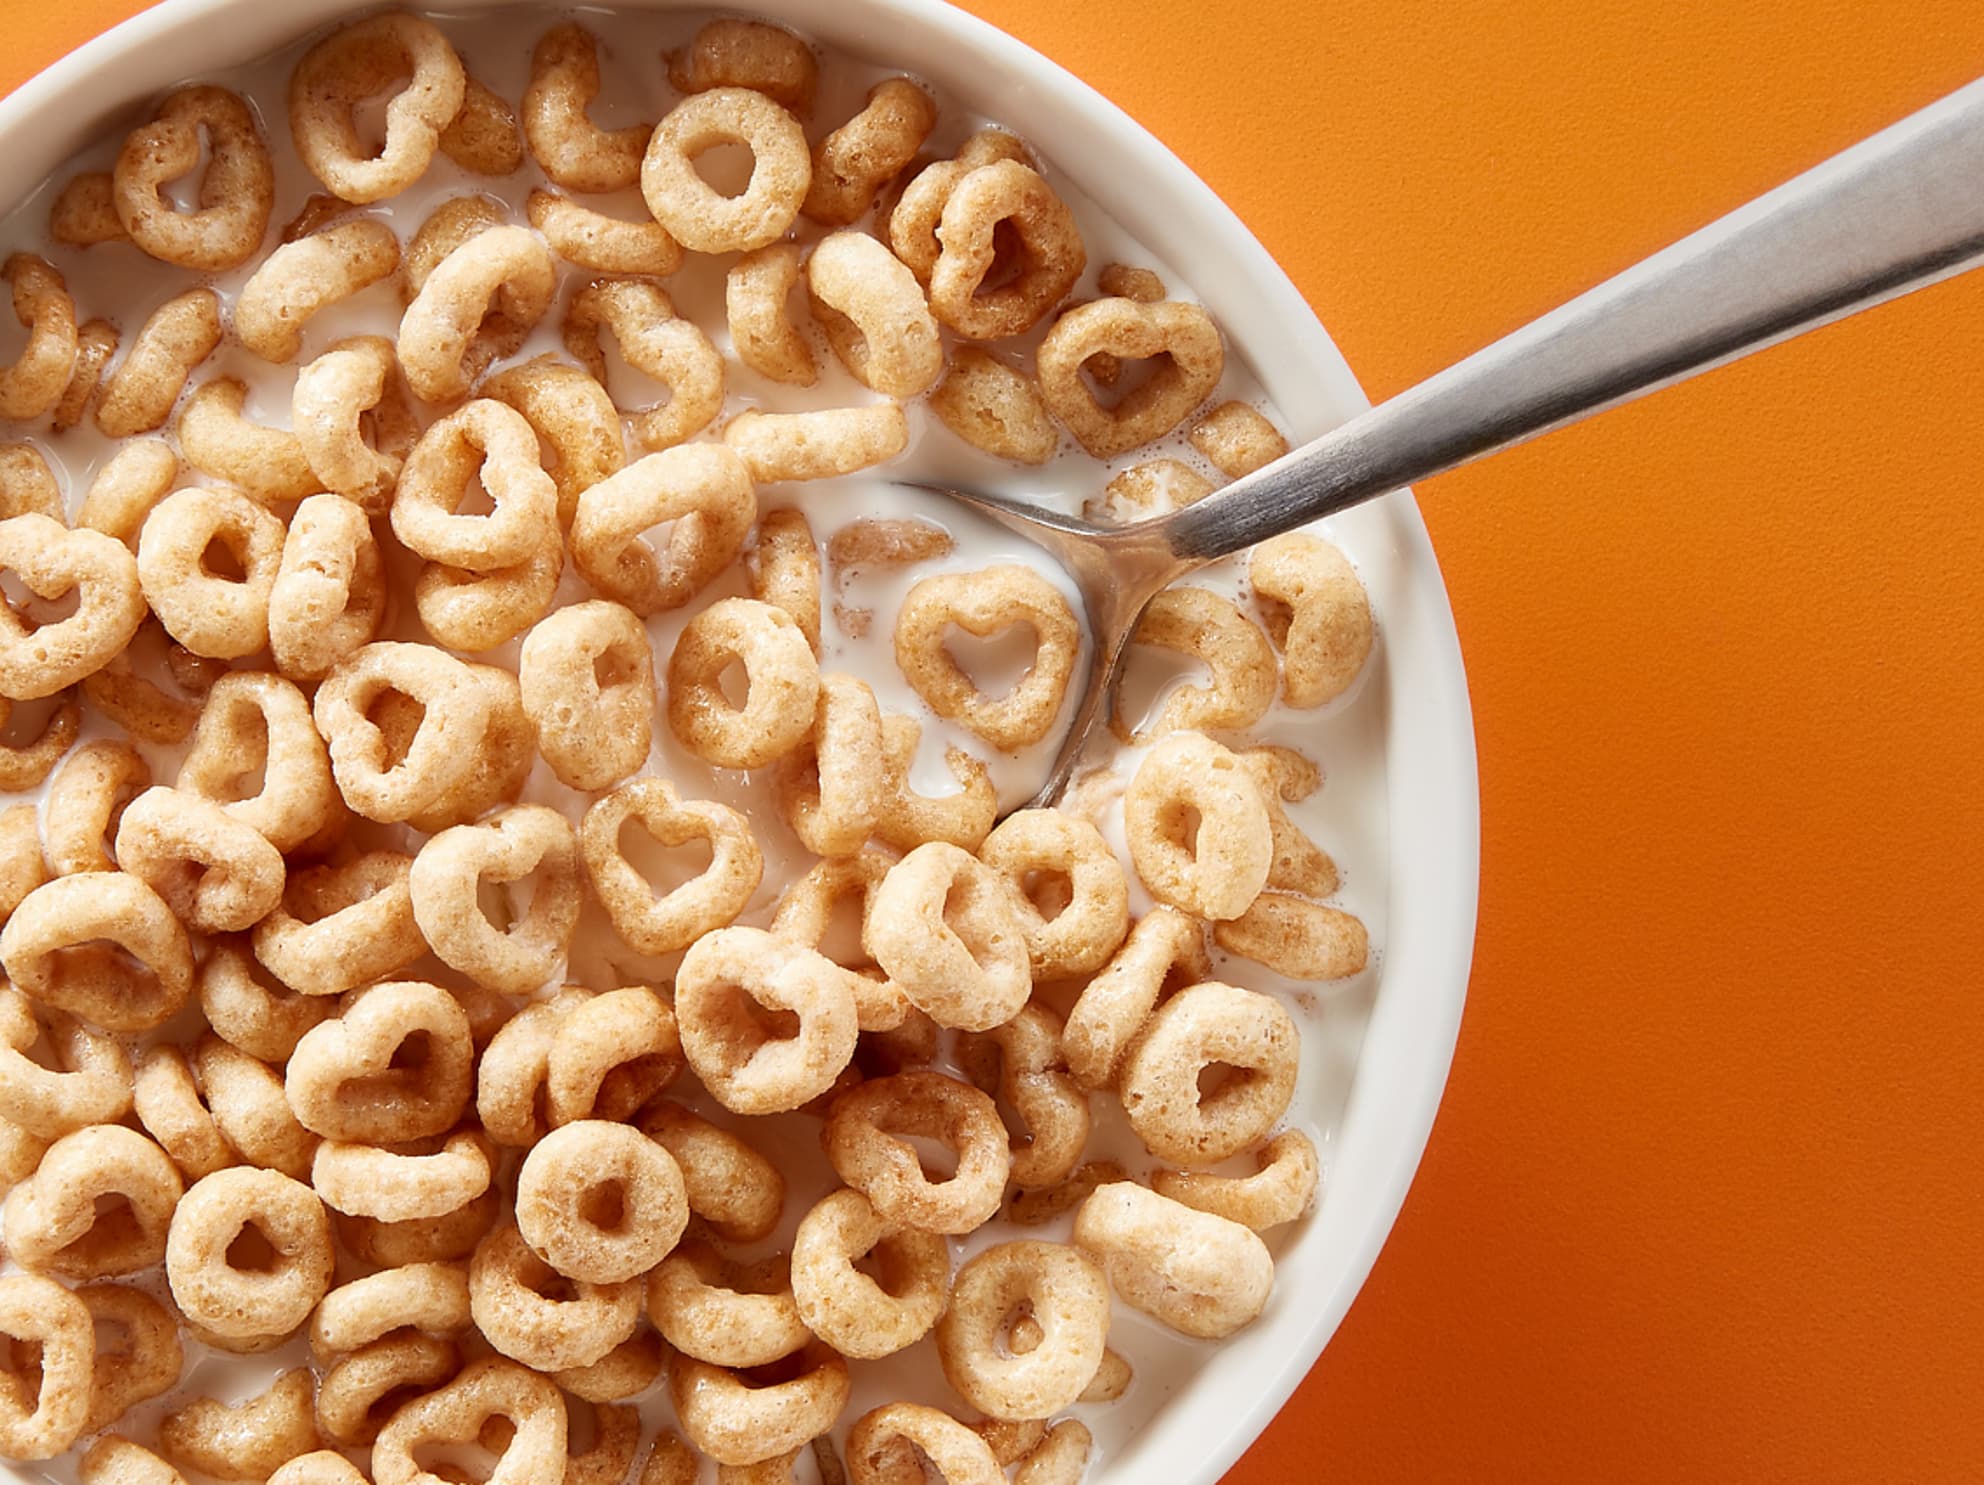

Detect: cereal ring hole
[0,694,63,749]
[576,1178,628,1233]
[223,1219,279,1273]
[616,813,716,896]
[691,142,757,198]
[899,1132,960,1183]
[938,620,1043,702]
[1116,642,1216,739]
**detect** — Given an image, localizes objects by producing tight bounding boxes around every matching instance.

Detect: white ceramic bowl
[0,3,1480,1478]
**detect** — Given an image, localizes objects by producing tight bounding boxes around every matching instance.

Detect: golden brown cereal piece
[269,1453,369,1485]
[0,516,145,700]
[790,1187,948,1360]
[1062,907,1209,1091]
[404,662,535,834]
[894,566,1080,750]
[310,1262,471,1357]
[1119,585,1277,741]
[727,244,817,386]
[268,493,387,681]
[136,486,284,660]
[669,19,817,113]
[442,75,524,176]
[1090,458,1215,524]
[0,806,46,924]
[82,1439,191,1485]
[640,1100,784,1244]
[571,443,756,615]
[1250,532,1375,707]
[411,806,580,995]
[404,194,508,298]
[529,189,682,275]
[316,1333,460,1447]
[980,809,1130,979]
[774,673,885,857]
[0,255,76,421]
[887,130,1032,281]
[1124,730,1272,920]
[0,989,131,1139]
[181,672,342,853]
[554,1328,666,1402]
[337,1186,499,1269]
[413,528,563,653]
[803,79,936,226]
[581,778,762,956]
[723,405,909,482]
[95,289,222,438]
[282,194,356,242]
[394,399,559,570]
[0,693,77,792]
[957,1003,1091,1190]
[50,174,125,246]
[289,12,467,203]
[867,843,1031,1032]
[484,356,626,526]
[649,1241,807,1369]
[847,1403,1001,1485]
[312,642,496,824]
[669,1341,850,1469]
[518,601,652,791]
[522,22,650,193]
[2,1125,183,1279]
[769,852,911,1033]
[400,226,556,403]
[191,1035,315,1181]
[1073,1181,1273,1338]
[77,1285,181,1434]
[873,712,998,852]
[1118,980,1298,1165]
[0,443,60,520]
[469,1220,642,1372]
[1152,1128,1320,1230]
[111,84,272,271]
[132,1044,234,1180]
[936,1241,1108,1421]
[2,873,192,1032]
[564,278,725,451]
[198,941,333,1064]
[160,1369,319,1480]
[1037,297,1225,459]
[823,1070,1011,1234]
[928,161,1085,340]
[675,927,860,1116]
[285,982,473,1144]
[166,1166,332,1343]
[641,87,811,254]
[236,221,401,363]
[177,380,320,503]
[1190,400,1289,478]
[373,1357,567,1485]
[292,336,418,513]
[563,1398,641,1485]
[0,1273,92,1459]
[516,1120,687,1285]
[547,986,682,1127]
[42,739,148,876]
[666,597,821,769]
[807,230,943,398]
[52,318,115,430]
[929,349,1060,465]
[310,1129,490,1224]
[114,787,286,934]
[76,620,208,745]
[749,507,822,650]
[0,1118,47,1195]
[1213,892,1371,980]
[1234,745,1338,895]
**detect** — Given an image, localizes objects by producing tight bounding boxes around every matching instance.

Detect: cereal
[0,255,76,421]
[289,13,467,203]
[312,643,495,823]
[1036,297,1225,459]
[675,926,859,1115]
[372,1358,567,1485]
[284,981,474,1143]
[980,809,1131,978]
[564,278,725,451]
[773,673,884,856]
[443,75,524,176]
[723,405,908,482]
[528,190,683,276]
[268,494,387,681]
[565,1400,641,1485]
[1237,745,1338,895]
[315,1335,458,1447]
[176,380,322,504]
[668,1341,850,1468]
[112,85,273,271]
[957,1004,1090,1190]
[413,530,564,652]
[803,79,936,226]
[1213,892,1370,980]
[823,1071,1011,1233]
[1123,730,1272,920]
[95,289,223,439]
[553,1328,666,1402]
[410,803,579,993]
[1118,586,1277,740]
[669,19,818,113]
[894,567,1080,750]
[1152,1128,1319,1230]
[546,986,682,1125]
[0,516,145,699]
[867,843,1031,1031]
[666,597,821,769]
[806,230,943,397]
[518,600,654,790]
[136,486,285,659]
[887,130,1031,281]
[846,1404,1001,1485]
[291,336,418,512]
[640,1100,784,1244]
[77,1285,181,1434]
[158,1369,319,1480]
[0,442,60,519]
[935,1241,1109,1420]
[1,1125,182,1279]
[768,852,912,1032]
[0,989,131,1138]
[165,1167,333,1344]
[398,226,556,402]
[310,1129,491,1222]
[641,88,811,254]
[1090,458,1213,523]
[235,222,401,364]
[1116,980,1298,1165]
[727,245,817,386]
[873,712,997,853]
[475,993,578,1148]
[484,356,626,526]
[1190,400,1289,478]
[180,673,342,854]
[309,1262,471,1357]
[515,1120,686,1284]
[49,176,124,248]
[193,1037,316,1180]
[571,444,756,615]
[929,161,1085,340]
[75,624,203,746]
[113,787,287,934]
[522,23,650,193]
[0,806,44,922]
[1080,1347,1132,1403]
[41,739,147,877]
[1249,532,1375,707]
[581,778,763,956]
[929,349,1060,464]
[468,1221,642,1371]
[649,1240,809,1367]
[791,1188,949,1359]
[1,873,192,1032]
[268,1455,367,1485]
[336,1187,498,1269]
[1062,907,1209,1091]
[0,1274,92,1459]
[197,942,332,1063]
[52,319,115,430]
[404,663,535,832]
[0,693,77,790]
[1072,1181,1273,1339]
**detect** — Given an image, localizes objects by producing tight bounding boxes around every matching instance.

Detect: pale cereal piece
[166,1167,332,1344]
[403,663,535,833]
[929,349,1060,464]
[442,74,524,176]
[77,618,212,745]
[82,1440,189,1485]
[372,1358,568,1485]
[1213,893,1371,980]
[873,712,997,852]
[311,642,495,824]
[1124,731,1272,921]
[1117,980,1298,1165]
[410,805,581,995]
[398,225,557,403]
[95,289,222,438]
[727,243,817,386]
[522,22,650,193]
[1072,1181,1273,1339]
[289,13,467,203]
[668,1341,849,1468]
[235,220,401,363]
[402,194,508,299]
[485,355,627,526]
[723,405,909,482]
[1233,744,1337,895]
[0,806,47,926]
[675,927,860,1116]
[1,872,191,1032]
[158,1369,319,1480]
[769,853,912,1034]
[639,1100,784,1244]
[546,986,683,1127]
[1097,263,1165,302]
[113,786,286,935]
[0,988,132,1139]
[668,19,818,113]
[0,255,76,421]
[316,1336,459,1447]
[1013,1421,1092,1485]
[823,1069,1010,1233]
[640,1430,701,1485]
[1118,585,1277,742]
[1089,457,1214,524]
[564,1399,641,1485]
[748,507,822,650]
[1036,297,1224,459]
[552,1330,666,1403]
[774,673,885,857]
[180,672,343,853]
[847,1403,1002,1485]
[666,596,822,769]
[197,941,333,1064]
[135,486,285,660]
[580,778,763,957]
[935,1241,1109,1421]
[894,566,1081,750]
[866,842,1031,1032]
[336,1187,499,1270]
[77,1284,183,1434]
[517,1119,687,1284]
[1250,531,1375,707]
[807,229,944,398]
[564,278,724,450]
[177,378,324,503]
[0,1273,92,1460]
[649,1240,809,1368]
[0,444,58,521]
[285,981,473,1144]
[1191,400,1289,478]
[268,493,387,683]
[641,87,811,254]
[803,78,937,226]
[979,809,1130,979]
[52,318,117,431]
[469,1221,642,1372]
[42,739,149,876]
[518,600,654,791]
[192,1035,317,1180]
[791,1187,948,1359]
[310,1262,471,1357]
[1062,907,1209,1091]
[0,693,78,791]
[570,444,757,615]
[1,1125,184,1278]
[887,129,1032,281]
[311,1129,490,1223]
[972,1419,1046,1470]
[929,161,1086,340]
[393,398,559,570]
[1152,1129,1320,1230]
[112,85,272,271]
[76,440,174,545]
[528,189,682,275]
[0,1118,48,1194]
[292,335,418,513]
[50,173,126,246]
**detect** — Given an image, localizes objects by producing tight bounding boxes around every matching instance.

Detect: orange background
[9,2,1984,1480]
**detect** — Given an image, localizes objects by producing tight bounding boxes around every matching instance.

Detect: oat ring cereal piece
[0,1273,92,1459]
[413,528,564,653]
[749,506,822,648]
[581,778,763,955]
[571,443,757,615]
[528,190,683,276]
[1118,980,1299,1166]
[867,843,1031,1032]
[176,379,322,505]
[887,130,1031,280]
[1152,1128,1320,1231]
[769,853,912,1033]
[0,516,144,701]
[1062,906,1209,1091]
[111,85,272,271]
[1,874,193,1033]
[935,1241,1109,1420]
[1214,890,1370,981]
[1036,296,1225,459]
[41,738,148,877]
[310,1129,492,1223]
[980,808,1131,979]
[873,712,998,853]
[165,1167,333,1344]
[516,1120,687,1285]
[95,288,222,439]
[136,487,285,661]
[484,356,626,526]
[1121,586,1277,740]
[894,567,1080,751]
[268,1453,371,1485]
[564,279,725,452]
[113,787,286,935]
[394,399,559,570]
[310,1263,471,1358]
[668,1341,851,1468]
[0,254,77,420]
[669,19,818,112]
[553,1331,665,1404]
[547,987,682,1126]
[790,1188,949,1360]
[1124,730,1273,921]
[674,927,860,1115]
[928,161,1084,341]
[666,597,821,770]
[803,79,936,227]
[468,1221,642,1372]
[292,336,419,512]
[649,1241,809,1369]
[284,982,474,1144]
[312,643,495,824]
[410,805,579,995]
[823,1071,1012,1234]
[372,1358,567,1485]
[1,1125,183,1280]
[1073,1181,1273,1339]
[475,994,578,1149]
[268,494,387,682]
[191,1036,317,1182]
[74,440,172,546]
[806,230,943,398]
[727,244,818,390]
[236,221,402,363]
[639,1101,785,1245]
[522,22,651,193]
[336,1183,499,1270]
[197,942,333,1064]
[641,87,811,254]
[399,226,557,403]
[289,13,467,203]
[1250,532,1376,707]
[928,348,1061,466]
[773,673,885,858]
[77,1284,182,1436]
[0,990,131,1139]
[316,1331,460,1445]
[180,673,342,853]
[0,442,61,521]
[957,1004,1091,1191]
[157,1367,321,1479]
[518,601,653,791]
[49,173,124,246]
[846,1404,1002,1485]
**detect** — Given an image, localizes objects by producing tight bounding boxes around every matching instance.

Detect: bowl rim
[0,2,1482,1478]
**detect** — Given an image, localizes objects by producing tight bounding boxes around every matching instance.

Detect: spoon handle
[1163,75,1984,561]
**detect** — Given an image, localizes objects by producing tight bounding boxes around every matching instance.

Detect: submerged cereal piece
[442,74,524,176]
[669,18,818,113]
[235,221,401,363]
[803,78,936,227]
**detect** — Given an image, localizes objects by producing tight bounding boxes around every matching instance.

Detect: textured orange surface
[10,2,1984,1480]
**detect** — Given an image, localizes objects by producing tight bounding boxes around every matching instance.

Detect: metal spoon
[912,75,1984,811]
